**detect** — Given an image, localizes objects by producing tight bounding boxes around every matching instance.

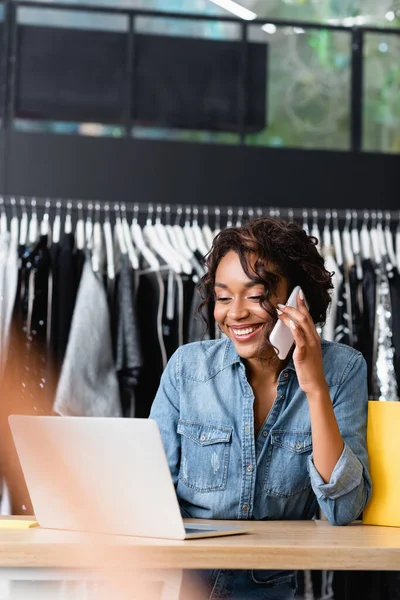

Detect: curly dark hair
[198,217,333,349]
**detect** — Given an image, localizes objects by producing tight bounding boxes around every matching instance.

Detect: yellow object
[0,520,38,529]
[363,401,400,527]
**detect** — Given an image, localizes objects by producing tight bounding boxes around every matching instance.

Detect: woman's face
[214,250,288,361]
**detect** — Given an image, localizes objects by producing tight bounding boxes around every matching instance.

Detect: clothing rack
[0,195,399,225]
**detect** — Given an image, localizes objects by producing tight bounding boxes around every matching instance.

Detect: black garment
[182,273,196,345]
[135,270,166,418]
[113,254,142,418]
[1,236,53,515]
[359,258,376,395]
[57,233,78,366]
[389,269,400,394]
[334,267,351,346]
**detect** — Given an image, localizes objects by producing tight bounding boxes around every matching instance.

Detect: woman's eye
[216,297,231,302]
[249,295,262,301]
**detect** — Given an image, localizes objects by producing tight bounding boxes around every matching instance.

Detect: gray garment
[115,253,142,418]
[54,257,121,417]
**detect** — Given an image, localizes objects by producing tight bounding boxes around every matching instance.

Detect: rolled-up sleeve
[149,348,181,488]
[307,354,372,525]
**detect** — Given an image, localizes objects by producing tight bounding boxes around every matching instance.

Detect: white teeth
[234,326,259,336]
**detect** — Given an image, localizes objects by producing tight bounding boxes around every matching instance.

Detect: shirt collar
[223,338,296,371]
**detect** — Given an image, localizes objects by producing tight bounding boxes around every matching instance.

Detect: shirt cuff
[307,443,363,500]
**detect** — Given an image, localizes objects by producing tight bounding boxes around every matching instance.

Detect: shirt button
[262,431,267,437]
[296,441,302,450]
[200,434,206,441]
[280,394,285,400]
[247,465,253,473]
[245,425,250,435]
[283,372,289,378]
[243,504,249,512]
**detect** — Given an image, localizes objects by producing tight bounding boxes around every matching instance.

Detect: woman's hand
[277,291,328,398]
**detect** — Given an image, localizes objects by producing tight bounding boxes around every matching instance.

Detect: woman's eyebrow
[214,282,262,289]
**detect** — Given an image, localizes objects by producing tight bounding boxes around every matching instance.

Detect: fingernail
[299,289,304,300]
[277,303,285,309]
[290,320,296,330]
[276,309,283,315]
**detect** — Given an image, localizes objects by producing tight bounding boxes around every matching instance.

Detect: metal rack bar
[0,195,398,223]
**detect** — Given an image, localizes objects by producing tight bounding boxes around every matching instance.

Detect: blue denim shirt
[150,338,371,527]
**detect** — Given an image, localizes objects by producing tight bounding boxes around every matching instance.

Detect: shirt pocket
[264,430,312,498]
[177,420,233,492]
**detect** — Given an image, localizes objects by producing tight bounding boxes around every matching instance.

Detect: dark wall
[1,129,398,210]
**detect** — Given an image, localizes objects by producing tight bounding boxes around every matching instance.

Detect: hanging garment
[135,268,167,418]
[113,253,143,418]
[56,233,78,367]
[1,231,18,374]
[54,257,121,417]
[334,266,351,346]
[348,263,363,351]
[162,270,184,361]
[389,269,400,394]
[371,259,399,401]
[0,236,52,515]
[321,252,341,342]
[359,258,377,396]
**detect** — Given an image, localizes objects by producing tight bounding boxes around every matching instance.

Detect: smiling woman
[150,216,372,600]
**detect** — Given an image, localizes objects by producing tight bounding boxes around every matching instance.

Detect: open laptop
[9,415,249,540]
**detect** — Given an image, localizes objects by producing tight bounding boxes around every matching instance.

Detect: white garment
[322,251,342,342]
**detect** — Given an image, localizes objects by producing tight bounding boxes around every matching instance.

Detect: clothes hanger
[114,203,127,256]
[52,201,62,245]
[191,206,209,258]
[302,210,310,235]
[153,204,192,274]
[226,207,234,229]
[75,202,85,251]
[0,197,7,236]
[85,203,94,249]
[172,206,192,258]
[103,204,115,282]
[40,200,51,237]
[64,201,73,235]
[214,207,221,237]
[171,206,204,279]
[120,203,138,270]
[130,204,160,271]
[331,211,343,268]
[322,211,332,253]
[311,210,321,253]
[341,211,354,266]
[360,211,371,261]
[384,212,397,270]
[287,208,294,223]
[202,207,214,250]
[350,211,363,279]
[164,205,181,252]
[183,206,197,254]
[92,203,103,273]
[28,198,38,244]
[9,198,19,247]
[19,198,28,246]
[369,212,382,266]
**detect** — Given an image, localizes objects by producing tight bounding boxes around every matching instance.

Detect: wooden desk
[1,518,400,599]
[0,518,399,571]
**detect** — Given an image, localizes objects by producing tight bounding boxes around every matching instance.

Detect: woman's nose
[228,300,249,320]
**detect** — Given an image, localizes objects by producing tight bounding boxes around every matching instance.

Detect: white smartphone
[269,285,307,360]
